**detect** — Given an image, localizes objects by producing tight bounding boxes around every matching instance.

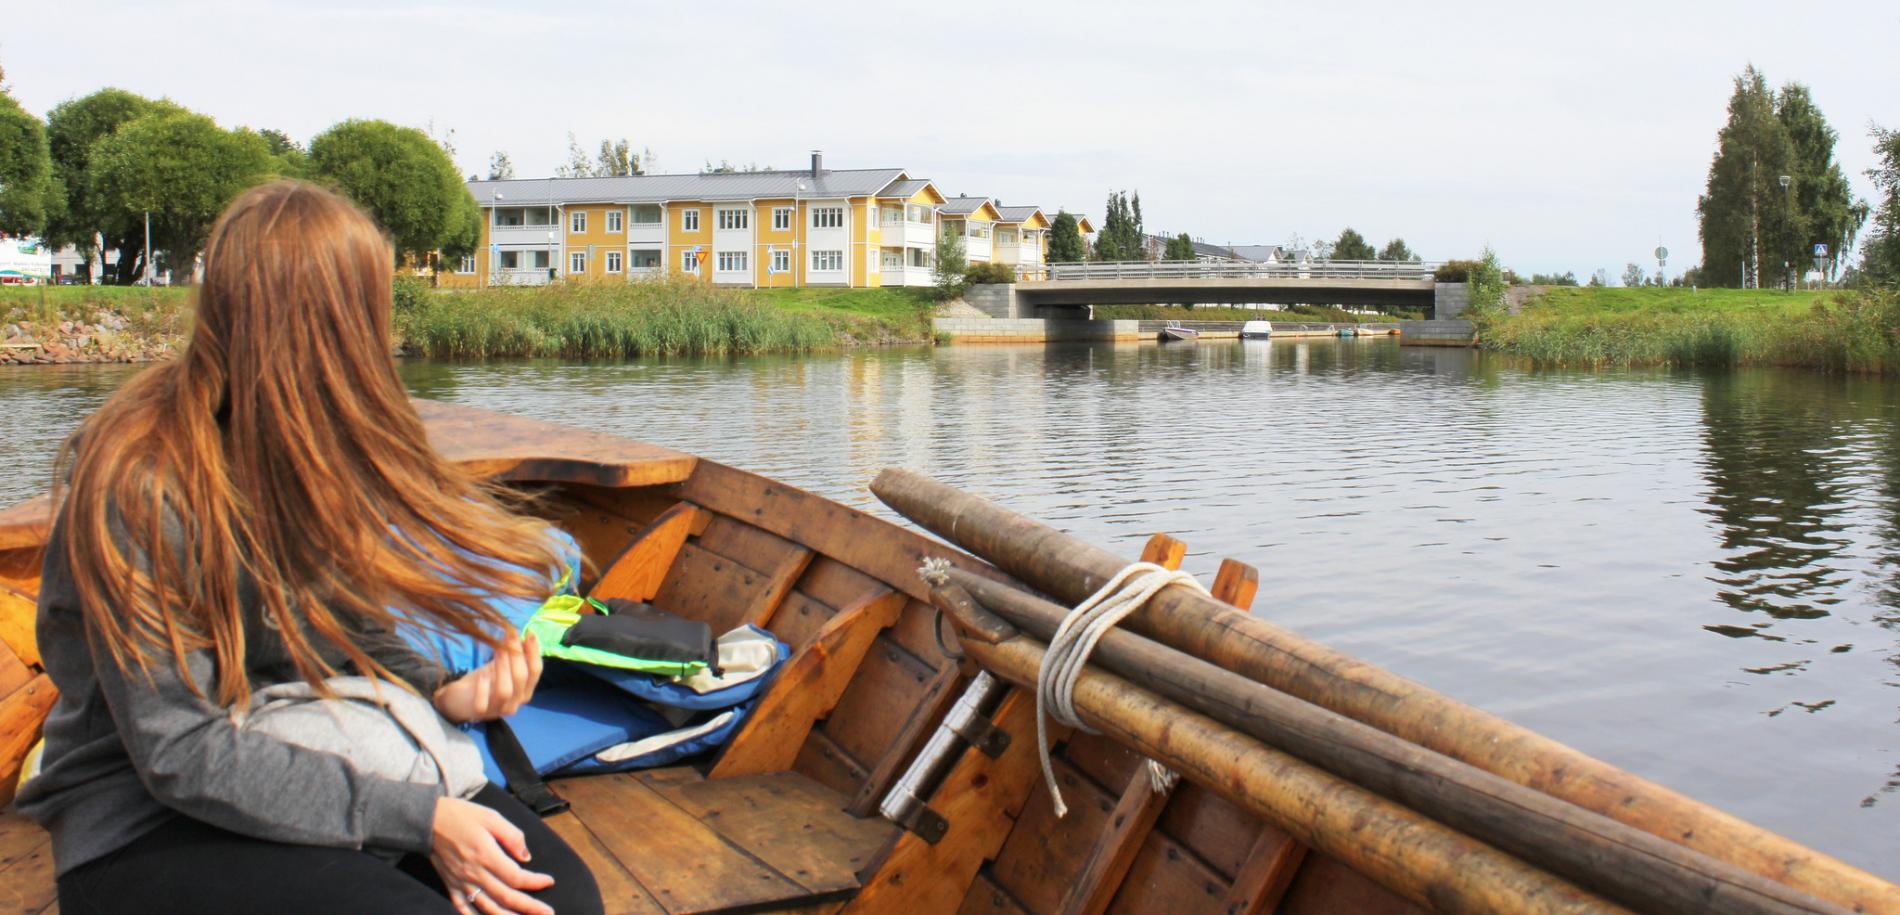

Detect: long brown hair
[57,179,562,706]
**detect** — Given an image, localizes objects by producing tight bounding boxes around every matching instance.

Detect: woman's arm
[92,627,443,853]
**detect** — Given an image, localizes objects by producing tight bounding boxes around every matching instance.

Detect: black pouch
[562,600,717,671]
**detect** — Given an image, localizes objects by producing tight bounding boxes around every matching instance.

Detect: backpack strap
[483,719,570,816]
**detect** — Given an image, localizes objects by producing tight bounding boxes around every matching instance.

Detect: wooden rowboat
[0,400,1894,915]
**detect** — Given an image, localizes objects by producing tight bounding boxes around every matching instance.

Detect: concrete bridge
[977,259,1454,315]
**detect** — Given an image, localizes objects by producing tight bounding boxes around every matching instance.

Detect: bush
[391,274,429,315]
[963,261,1018,285]
[1435,259,1479,282]
[1465,249,1507,320]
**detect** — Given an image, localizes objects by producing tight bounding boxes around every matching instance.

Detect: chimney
[810,150,824,175]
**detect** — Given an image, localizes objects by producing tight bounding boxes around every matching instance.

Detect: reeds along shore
[1475,286,1900,373]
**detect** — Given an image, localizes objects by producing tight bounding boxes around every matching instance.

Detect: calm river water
[2,338,1895,877]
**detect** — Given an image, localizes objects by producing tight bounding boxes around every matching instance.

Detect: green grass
[0,285,193,348]
[1478,286,1900,373]
[741,285,936,343]
[1091,303,1414,323]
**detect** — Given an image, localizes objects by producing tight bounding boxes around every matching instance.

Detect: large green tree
[46,89,182,281]
[1377,238,1416,262]
[1330,227,1376,261]
[0,89,55,237]
[1697,67,1863,286]
[310,119,474,264]
[1862,125,1900,285]
[1047,211,1086,263]
[87,111,277,277]
[1093,190,1145,261]
[1164,232,1195,261]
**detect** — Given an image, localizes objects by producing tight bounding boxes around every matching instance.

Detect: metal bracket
[949,713,1012,758]
[891,801,950,844]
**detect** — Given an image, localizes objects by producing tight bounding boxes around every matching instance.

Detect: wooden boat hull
[0,399,1890,915]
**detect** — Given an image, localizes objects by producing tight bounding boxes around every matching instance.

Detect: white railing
[1039,259,1442,282]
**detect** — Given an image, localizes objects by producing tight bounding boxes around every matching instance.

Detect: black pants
[57,783,603,915]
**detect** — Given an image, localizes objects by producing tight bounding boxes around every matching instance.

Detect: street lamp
[1778,175,1792,291]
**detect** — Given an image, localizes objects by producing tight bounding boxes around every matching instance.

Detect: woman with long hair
[16,180,604,915]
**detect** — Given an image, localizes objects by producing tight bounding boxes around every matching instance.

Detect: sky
[5,0,1897,277]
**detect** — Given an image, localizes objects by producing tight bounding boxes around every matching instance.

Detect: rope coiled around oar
[1035,561,1200,816]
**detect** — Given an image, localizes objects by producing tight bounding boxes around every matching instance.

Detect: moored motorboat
[0,400,1892,914]
[1159,321,1200,342]
[1239,320,1273,339]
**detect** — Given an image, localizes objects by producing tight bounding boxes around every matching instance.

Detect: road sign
[1654,246,1668,262]
[1813,243,1828,257]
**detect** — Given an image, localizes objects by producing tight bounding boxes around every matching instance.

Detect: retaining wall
[1398,319,1476,346]
[933,317,1146,343]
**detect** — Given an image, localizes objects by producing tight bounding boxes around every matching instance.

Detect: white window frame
[869,206,880,228]
[530,250,550,270]
[772,207,793,231]
[682,208,700,232]
[631,205,662,225]
[606,210,623,233]
[569,251,587,274]
[605,250,623,273]
[456,255,475,274]
[716,250,748,272]
[770,249,791,274]
[811,249,844,272]
[681,249,700,273]
[499,250,519,270]
[570,210,587,234]
[812,207,843,229]
[881,250,902,269]
[716,207,749,231]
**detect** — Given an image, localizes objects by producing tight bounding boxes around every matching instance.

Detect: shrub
[1434,260,1478,282]
[963,261,1018,285]
[391,274,429,314]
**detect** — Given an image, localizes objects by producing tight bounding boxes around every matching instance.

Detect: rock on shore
[0,314,178,366]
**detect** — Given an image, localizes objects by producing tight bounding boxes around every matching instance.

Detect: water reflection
[1,339,1895,875]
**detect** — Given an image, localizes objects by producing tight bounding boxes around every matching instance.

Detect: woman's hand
[433,632,542,723]
[430,797,555,915]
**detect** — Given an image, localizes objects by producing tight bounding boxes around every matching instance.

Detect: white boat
[1159,321,1200,342]
[1240,320,1273,339]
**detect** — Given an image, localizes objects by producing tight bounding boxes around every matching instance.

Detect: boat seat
[0,767,895,915]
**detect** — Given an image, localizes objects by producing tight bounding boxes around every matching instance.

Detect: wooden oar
[923,576,1627,915]
[939,566,1846,915]
[871,468,1900,914]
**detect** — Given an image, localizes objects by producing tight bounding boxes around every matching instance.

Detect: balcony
[878,220,937,249]
[488,268,554,286]
[882,265,934,287]
[490,224,560,247]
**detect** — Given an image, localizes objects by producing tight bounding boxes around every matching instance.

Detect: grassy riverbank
[2,279,938,363]
[1476,286,1900,373]
[1092,303,1415,323]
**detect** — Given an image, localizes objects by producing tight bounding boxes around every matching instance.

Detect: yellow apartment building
[936,196,1003,265]
[990,206,1050,269]
[443,154,952,290]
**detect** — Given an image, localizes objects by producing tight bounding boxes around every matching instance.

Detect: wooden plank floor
[0,768,890,915]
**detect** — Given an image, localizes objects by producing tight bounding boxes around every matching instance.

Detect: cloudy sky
[6,0,1896,275]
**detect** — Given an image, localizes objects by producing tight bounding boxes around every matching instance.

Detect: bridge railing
[1021,259,1442,283]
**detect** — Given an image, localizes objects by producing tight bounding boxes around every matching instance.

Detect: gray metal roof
[940,195,992,216]
[877,179,932,200]
[467,168,908,206]
[992,205,1043,224]
[1228,244,1287,262]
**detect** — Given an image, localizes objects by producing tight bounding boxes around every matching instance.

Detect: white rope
[1036,561,1204,817]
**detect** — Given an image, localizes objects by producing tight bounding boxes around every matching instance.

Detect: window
[605,251,623,273]
[717,251,747,272]
[499,251,520,270]
[606,210,623,232]
[770,249,791,274]
[869,207,880,228]
[998,229,1017,245]
[970,224,990,239]
[882,250,902,269]
[631,249,661,270]
[716,208,749,230]
[530,250,550,270]
[772,207,793,231]
[881,207,903,225]
[811,207,843,229]
[682,209,700,232]
[681,250,700,273]
[908,204,932,223]
[811,250,844,272]
[941,219,962,238]
[569,251,587,274]
[631,205,662,225]
[495,207,524,227]
[868,253,878,272]
[570,211,587,234]
[456,256,475,274]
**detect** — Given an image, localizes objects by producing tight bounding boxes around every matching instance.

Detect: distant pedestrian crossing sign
[1813,243,1828,257]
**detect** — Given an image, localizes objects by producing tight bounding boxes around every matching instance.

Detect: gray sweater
[16,516,456,876]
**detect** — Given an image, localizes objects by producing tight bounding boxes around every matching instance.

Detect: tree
[87,111,277,276]
[1331,227,1376,261]
[1590,269,1610,287]
[258,128,308,178]
[1697,67,1864,287]
[1377,238,1417,262]
[309,119,473,264]
[595,139,634,177]
[555,133,593,177]
[487,150,515,180]
[1528,271,1579,286]
[1047,211,1086,263]
[46,88,182,281]
[1164,232,1195,261]
[1093,190,1144,261]
[0,89,55,237]
[439,191,482,267]
[932,226,967,299]
[1863,125,1900,285]
[1130,192,1145,258]
[1621,263,1647,287]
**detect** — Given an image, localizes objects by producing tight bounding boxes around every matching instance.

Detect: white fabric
[1036,562,1202,817]
[594,710,737,763]
[671,626,779,694]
